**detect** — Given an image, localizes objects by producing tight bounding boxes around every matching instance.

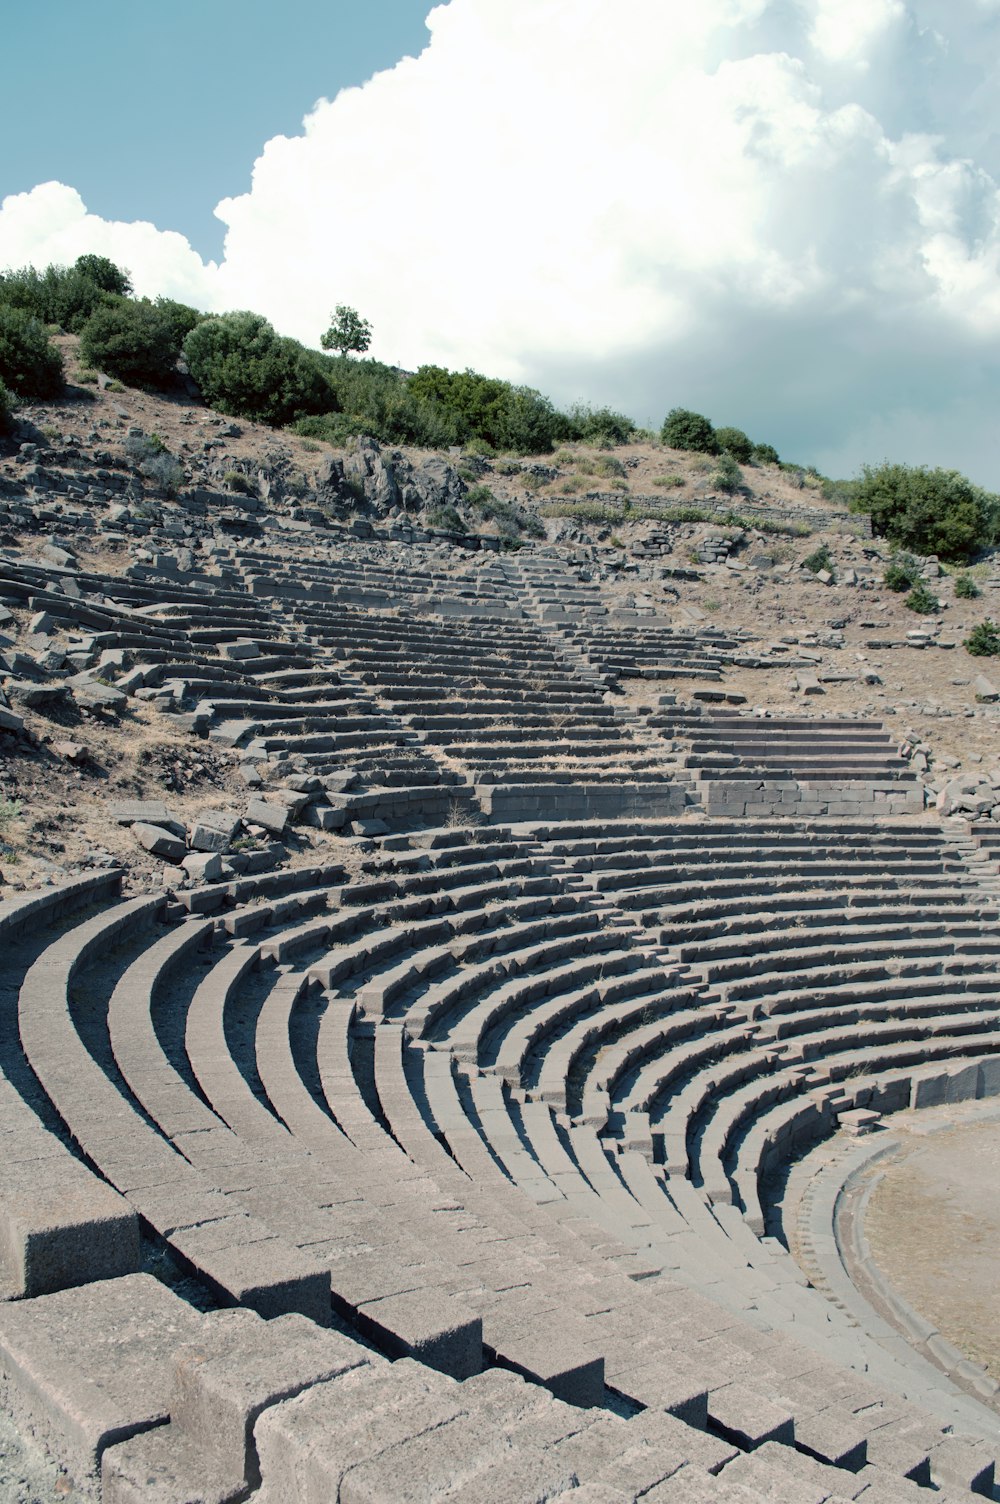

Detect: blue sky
[3,1,430,260]
[3,1,1000,485]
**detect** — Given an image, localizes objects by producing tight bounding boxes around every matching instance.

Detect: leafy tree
[72,255,132,297]
[661,408,719,454]
[321,305,373,357]
[850,461,999,562]
[79,298,188,387]
[715,426,753,463]
[184,312,334,426]
[152,297,203,349]
[0,307,64,398]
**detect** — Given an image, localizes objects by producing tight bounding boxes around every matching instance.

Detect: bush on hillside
[965,619,1000,656]
[79,298,192,387]
[803,543,835,578]
[714,426,754,463]
[904,581,940,614]
[0,256,133,333]
[712,453,743,494]
[426,504,467,533]
[850,461,999,562]
[125,432,184,496]
[566,404,638,447]
[0,306,64,398]
[320,355,462,448]
[183,312,333,426]
[660,408,719,454]
[884,554,920,592]
[407,366,569,454]
[751,442,780,465]
[954,574,981,599]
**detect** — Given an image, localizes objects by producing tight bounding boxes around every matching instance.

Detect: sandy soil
[864,1111,1000,1384]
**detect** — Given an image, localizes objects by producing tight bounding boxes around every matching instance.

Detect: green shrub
[407,366,568,454]
[566,404,638,447]
[651,474,685,489]
[751,442,780,465]
[75,369,99,384]
[661,408,719,454]
[802,543,835,577]
[965,619,1000,656]
[310,355,462,449]
[884,554,920,592]
[712,454,743,494]
[79,298,187,387]
[954,574,981,599]
[223,471,254,495]
[0,306,64,398]
[850,461,998,562]
[425,504,467,533]
[0,255,132,333]
[465,486,543,539]
[714,426,753,463]
[125,432,184,495]
[184,312,333,427]
[904,581,940,614]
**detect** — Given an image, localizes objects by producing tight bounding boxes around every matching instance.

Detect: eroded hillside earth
[2,347,1000,1503]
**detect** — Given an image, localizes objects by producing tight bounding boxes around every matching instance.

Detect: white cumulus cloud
[2,0,1000,481]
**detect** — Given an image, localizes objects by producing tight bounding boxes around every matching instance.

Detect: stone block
[133,822,187,863]
[245,799,289,835]
[169,1309,369,1484]
[708,1382,794,1448]
[356,1288,482,1379]
[221,640,260,661]
[0,1274,203,1477]
[170,1222,330,1324]
[183,851,223,882]
[0,1154,140,1297]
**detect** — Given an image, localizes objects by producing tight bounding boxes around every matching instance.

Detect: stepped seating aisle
[272,595,689,822]
[645,704,923,816]
[557,619,748,683]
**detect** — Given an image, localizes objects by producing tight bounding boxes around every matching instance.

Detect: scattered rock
[132,822,187,862]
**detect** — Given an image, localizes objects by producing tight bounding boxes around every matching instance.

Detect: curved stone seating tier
[0,876,141,1299]
[6,814,1000,1496]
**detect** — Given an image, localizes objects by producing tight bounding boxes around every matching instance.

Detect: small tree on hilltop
[661,407,720,455]
[322,305,373,357]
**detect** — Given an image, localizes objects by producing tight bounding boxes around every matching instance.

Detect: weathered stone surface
[245,799,289,834]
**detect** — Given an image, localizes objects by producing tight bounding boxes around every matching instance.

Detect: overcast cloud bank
[3,0,999,482]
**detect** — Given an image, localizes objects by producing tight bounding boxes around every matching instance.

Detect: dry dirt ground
[863,1108,1000,1385]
